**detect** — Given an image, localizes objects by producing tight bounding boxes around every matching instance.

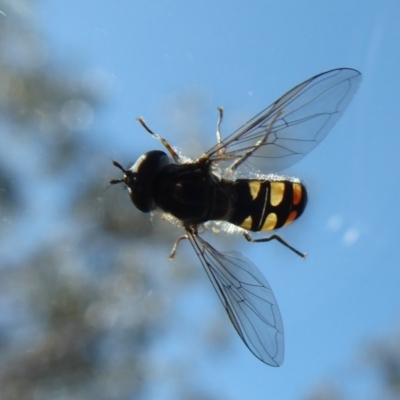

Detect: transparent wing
[207,68,361,174]
[188,232,284,366]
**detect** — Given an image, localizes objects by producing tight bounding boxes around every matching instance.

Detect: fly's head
[110,150,169,213]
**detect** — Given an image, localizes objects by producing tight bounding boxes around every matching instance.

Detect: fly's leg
[197,108,226,165]
[169,235,189,259]
[137,117,181,163]
[228,109,284,172]
[243,232,307,259]
[216,107,224,155]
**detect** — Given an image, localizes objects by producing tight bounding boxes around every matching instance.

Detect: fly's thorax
[152,164,235,225]
[227,177,308,232]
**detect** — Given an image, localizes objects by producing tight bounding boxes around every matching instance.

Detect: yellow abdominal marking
[261,212,278,231]
[241,215,253,230]
[249,182,262,200]
[270,182,285,206]
[292,183,302,206]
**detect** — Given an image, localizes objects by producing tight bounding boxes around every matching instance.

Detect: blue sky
[36,1,400,399]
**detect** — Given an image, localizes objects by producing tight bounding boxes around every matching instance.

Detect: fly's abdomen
[228,179,307,232]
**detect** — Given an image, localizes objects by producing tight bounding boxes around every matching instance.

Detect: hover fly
[110,68,361,366]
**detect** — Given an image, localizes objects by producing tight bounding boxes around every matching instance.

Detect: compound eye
[132,150,169,175]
